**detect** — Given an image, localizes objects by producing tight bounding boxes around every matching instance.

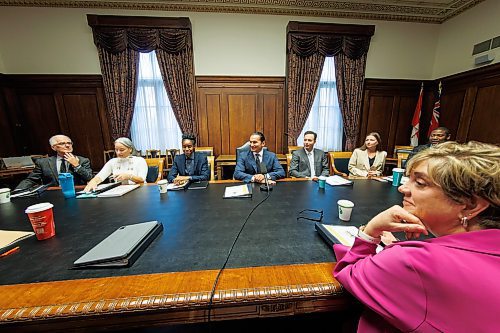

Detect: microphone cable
[206,182,272,326]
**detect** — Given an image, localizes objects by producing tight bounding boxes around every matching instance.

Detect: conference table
[0,179,404,332]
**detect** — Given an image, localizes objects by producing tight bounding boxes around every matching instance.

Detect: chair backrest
[288,146,302,154]
[207,155,215,181]
[196,146,214,156]
[145,149,162,159]
[145,157,164,183]
[393,145,414,158]
[397,152,410,169]
[165,149,180,170]
[103,150,116,163]
[235,141,267,157]
[328,151,353,176]
[286,153,293,177]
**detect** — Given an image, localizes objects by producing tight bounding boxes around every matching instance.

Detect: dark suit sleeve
[268,154,285,180]
[289,151,301,178]
[320,151,329,177]
[15,160,44,190]
[167,156,180,182]
[191,154,210,182]
[73,156,93,183]
[233,152,253,183]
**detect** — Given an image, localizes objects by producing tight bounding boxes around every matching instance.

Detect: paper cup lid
[392,168,405,172]
[318,176,327,180]
[337,199,354,208]
[25,202,54,214]
[157,180,168,185]
[0,188,10,194]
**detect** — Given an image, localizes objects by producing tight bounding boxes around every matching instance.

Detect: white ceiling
[0,0,486,23]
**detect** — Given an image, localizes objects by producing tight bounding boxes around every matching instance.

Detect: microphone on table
[259,162,273,192]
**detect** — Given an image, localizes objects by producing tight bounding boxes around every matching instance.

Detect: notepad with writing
[223,184,252,198]
[72,221,163,268]
[0,230,35,255]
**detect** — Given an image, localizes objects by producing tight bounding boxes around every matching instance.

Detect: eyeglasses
[54,142,73,146]
[296,209,324,223]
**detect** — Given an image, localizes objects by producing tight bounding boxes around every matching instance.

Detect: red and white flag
[428,81,442,137]
[410,83,423,146]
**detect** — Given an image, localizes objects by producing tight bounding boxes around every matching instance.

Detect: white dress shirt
[306,149,316,178]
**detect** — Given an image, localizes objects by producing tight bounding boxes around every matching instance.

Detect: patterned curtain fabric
[334,52,368,151]
[97,47,139,139]
[286,31,371,149]
[156,45,197,135]
[90,25,197,138]
[286,52,325,145]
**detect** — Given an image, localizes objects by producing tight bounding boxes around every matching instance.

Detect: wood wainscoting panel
[1,75,112,169]
[196,77,285,158]
[467,84,500,143]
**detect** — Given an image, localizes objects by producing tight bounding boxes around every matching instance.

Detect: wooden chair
[393,145,414,158]
[165,149,180,169]
[286,153,293,177]
[397,152,410,169]
[207,155,216,181]
[145,157,164,183]
[288,146,302,154]
[103,150,115,163]
[196,146,214,156]
[145,149,162,159]
[328,151,353,177]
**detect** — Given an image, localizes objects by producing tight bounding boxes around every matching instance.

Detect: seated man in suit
[15,134,93,190]
[407,127,451,161]
[233,132,285,184]
[167,134,210,185]
[289,131,329,180]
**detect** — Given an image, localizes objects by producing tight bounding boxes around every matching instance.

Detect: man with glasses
[15,135,93,190]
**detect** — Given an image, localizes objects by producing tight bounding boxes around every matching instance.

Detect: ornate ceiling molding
[0,0,485,24]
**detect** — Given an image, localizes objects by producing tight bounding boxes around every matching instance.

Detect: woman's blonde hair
[407,141,500,228]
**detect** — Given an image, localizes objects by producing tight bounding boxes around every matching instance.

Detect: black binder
[72,221,163,268]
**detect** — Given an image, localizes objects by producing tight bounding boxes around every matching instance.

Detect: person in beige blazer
[348,132,387,177]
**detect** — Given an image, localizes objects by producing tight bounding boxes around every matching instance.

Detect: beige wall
[0,3,496,79]
[433,0,500,78]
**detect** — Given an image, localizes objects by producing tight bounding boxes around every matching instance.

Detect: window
[130,51,182,152]
[297,57,343,151]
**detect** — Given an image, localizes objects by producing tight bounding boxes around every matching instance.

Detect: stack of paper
[223,184,252,198]
[326,175,353,186]
[97,184,140,197]
[0,230,35,255]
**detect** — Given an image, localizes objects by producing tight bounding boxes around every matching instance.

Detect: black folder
[72,221,163,268]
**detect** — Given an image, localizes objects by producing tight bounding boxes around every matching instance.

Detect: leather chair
[103,150,116,163]
[196,146,214,156]
[288,146,302,154]
[145,157,164,183]
[145,149,162,159]
[328,151,353,177]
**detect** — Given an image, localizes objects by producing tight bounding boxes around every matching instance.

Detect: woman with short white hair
[84,137,147,192]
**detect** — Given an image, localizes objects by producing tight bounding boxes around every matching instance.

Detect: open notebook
[97,184,140,197]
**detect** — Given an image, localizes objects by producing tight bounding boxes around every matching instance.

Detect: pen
[0,246,20,258]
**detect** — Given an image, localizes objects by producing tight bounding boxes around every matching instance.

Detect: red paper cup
[25,203,55,240]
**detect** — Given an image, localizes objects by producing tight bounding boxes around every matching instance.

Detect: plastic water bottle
[58,173,75,198]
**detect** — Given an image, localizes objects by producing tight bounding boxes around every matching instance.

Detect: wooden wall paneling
[62,94,108,169]
[393,95,420,151]
[18,93,61,155]
[0,77,17,157]
[228,93,257,154]
[362,95,395,152]
[438,89,466,141]
[467,84,500,143]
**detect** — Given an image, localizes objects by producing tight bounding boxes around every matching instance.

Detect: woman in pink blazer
[334,141,500,332]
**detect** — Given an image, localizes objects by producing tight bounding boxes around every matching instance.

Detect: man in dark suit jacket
[167,134,210,184]
[15,134,93,190]
[407,127,451,161]
[289,131,329,179]
[233,132,285,183]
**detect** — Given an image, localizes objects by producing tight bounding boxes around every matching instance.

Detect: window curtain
[87,16,197,140]
[286,22,374,151]
[298,57,343,151]
[131,52,183,152]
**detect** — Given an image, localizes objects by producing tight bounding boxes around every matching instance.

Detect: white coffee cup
[158,180,168,194]
[337,199,354,221]
[0,188,11,204]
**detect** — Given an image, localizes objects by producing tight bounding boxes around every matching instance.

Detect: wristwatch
[357,225,382,244]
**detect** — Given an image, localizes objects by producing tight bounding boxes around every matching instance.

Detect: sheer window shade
[298,57,343,151]
[131,51,182,152]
